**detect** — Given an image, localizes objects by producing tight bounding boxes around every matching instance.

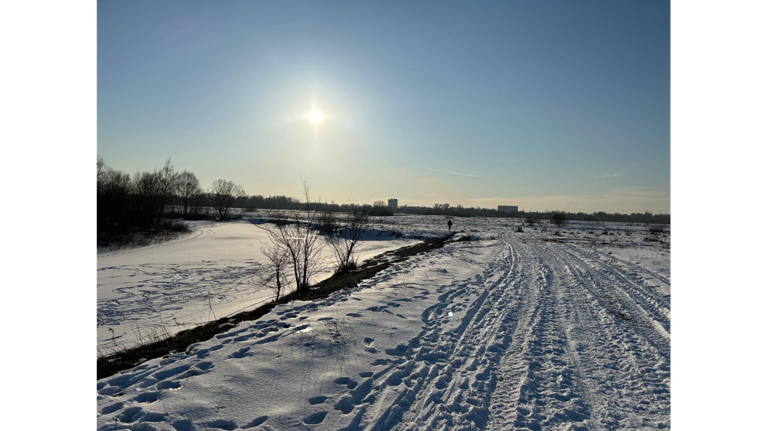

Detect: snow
[97,216,670,430]
[97,219,419,353]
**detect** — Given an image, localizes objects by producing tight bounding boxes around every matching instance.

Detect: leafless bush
[260,244,292,301]
[317,207,338,233]
[551,213,566,226]
[324,317,357,346]
[328,206,371,273]
[260,179,325,293]
[648,224,667,235]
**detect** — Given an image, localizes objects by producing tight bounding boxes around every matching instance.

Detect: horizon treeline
[397,205,670,224]
[97,157,670,238]
[96,158,395,240]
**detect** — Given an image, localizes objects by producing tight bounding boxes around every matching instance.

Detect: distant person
[447,220,453,232]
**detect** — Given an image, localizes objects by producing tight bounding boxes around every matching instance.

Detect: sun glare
[309,109,324,124]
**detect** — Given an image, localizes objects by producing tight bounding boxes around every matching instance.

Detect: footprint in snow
[205,419,238,430]
[308,396,328,405]
[303,411,328,425]
[228,347,251,359]
[244,416,268,428]
[133,391,159,404]
[100,402,123,415]
[334,376,358,389]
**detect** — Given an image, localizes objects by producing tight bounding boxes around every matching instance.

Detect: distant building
[498,205,518,214]
[388,198,398,211]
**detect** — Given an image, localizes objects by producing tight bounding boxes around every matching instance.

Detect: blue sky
[98,0,670,213]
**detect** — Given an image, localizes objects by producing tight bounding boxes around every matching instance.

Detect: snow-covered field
[97,216,670,430]
[98,219,420,353]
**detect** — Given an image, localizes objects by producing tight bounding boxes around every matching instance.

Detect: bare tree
[209,179,246,221]
[97,156,107,194]
[102,168,131,198]
[260,179,325,293]
[131,170,162,228]
[97,157,132,231]
[189,191,207,217]
[175,170,201,216]
[328,205,371,273]
[156,158,178,223]
[97,157,108,232]
[260,245,292,301]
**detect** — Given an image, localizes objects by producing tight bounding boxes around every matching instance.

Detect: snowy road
[358,233,670,430]
[97,223,670,430]
[483,237,670,430]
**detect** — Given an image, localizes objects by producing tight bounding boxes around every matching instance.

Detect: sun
[309,109,324,124]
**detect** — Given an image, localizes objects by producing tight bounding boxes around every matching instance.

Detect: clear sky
[98,0,670,214]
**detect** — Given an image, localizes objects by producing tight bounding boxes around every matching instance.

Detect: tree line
[97,157,392,247]
[97,157,247,238]
[240,196,393,216]
[397,204,670,224]
[97,156,668,242]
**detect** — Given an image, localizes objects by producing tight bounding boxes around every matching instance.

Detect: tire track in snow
[559,244,671,346]
[550,242,670,429]
[487,238,594,430]
[487,236,670,430]
[398,242,522,429]
[340,240,536,430]
[589,246,671,287]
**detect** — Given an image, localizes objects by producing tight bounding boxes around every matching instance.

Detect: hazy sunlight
[309,108,324,124]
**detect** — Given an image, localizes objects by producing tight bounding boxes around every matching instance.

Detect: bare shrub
[551,213,566,226]
[261,245,292,301]
[260,179,325,293]
[648,224,667,235]
[328,206,371,273]
[317,207,338,233]
[324,317,357,346]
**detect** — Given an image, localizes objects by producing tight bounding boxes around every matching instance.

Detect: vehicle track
[486,235,670,430]
[352,232,670,430]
